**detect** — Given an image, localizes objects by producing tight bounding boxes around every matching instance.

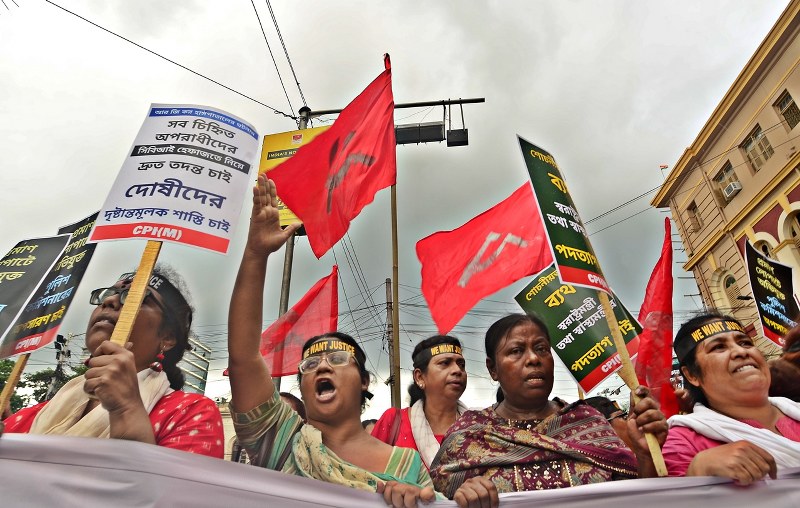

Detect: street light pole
[304,97,484,407]
[274,107,311,391]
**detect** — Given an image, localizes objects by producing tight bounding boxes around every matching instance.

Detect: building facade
[652,0,800,356]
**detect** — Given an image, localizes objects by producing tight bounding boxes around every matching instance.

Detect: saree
[430,400,638,497]
[233,390,435,492]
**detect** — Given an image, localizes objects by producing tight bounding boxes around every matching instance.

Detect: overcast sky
[0,0,791,417]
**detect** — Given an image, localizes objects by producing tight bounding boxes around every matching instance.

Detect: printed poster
[745,240,800,347]
[89,104,259,254]
[0,235,70,358]
[518,136,610,294]
[259,126,330,228]
[515,263,640,393]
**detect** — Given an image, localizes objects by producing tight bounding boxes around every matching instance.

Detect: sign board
[259,126,330,227]
[518,136,610,294]
[745,240,799,348]
[90,104,259,254]
[516,263,640,393]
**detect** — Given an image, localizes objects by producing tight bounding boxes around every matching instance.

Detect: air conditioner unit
[723,181,743,199]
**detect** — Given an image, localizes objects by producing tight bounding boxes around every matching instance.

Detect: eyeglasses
[90,286,165,312]
[298,351,356,374]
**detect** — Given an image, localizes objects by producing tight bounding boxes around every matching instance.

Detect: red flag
[262,265,338,376]
[417,184,552,335]
[635,218,678,418]
[269,55,396,258]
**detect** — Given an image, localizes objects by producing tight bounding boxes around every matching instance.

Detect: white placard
[89,104,259,254]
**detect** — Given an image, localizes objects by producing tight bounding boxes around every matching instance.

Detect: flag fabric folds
[635,218,678,418]
[269,55,396,258]
[417,183,552,335]
[261,265,339,377]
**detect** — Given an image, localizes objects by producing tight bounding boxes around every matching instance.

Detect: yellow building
[652,0,800,356]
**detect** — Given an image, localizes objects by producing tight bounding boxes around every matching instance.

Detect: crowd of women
[2,174,800,507]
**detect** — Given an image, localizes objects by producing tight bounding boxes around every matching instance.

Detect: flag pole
[109,241,162,346]
[0,353,29,417]
[390,185,401,408]
[597,291,668,476]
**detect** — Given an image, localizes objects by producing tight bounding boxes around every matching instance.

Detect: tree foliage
[23,365,88,405]
[0,359,27,415]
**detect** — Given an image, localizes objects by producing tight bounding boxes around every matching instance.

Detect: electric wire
[44,0,296,120]
[264,0,307,107]
[250,0,295,116]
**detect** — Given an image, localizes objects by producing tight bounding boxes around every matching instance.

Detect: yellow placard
[259,126,329,227]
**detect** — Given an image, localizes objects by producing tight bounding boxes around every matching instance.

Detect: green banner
[515,263,641,393]
[518,136,609,294]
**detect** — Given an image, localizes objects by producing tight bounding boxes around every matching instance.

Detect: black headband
[413,343,463,368]
[302,338,357,359]
[674,319,745,363]
[118,271,191,332]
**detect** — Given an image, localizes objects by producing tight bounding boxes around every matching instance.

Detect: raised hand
[245,174,301,258]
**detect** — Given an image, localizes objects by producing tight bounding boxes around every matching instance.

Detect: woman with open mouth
[372,335,469,470]
[2,268,224,458]
[227,175,497,508]
[662,312,800,483]
[431,313,668,496]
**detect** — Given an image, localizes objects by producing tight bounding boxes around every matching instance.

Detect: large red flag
[635,218,678,418]
[417,184,552,335]
[261,265,338,377]
[269,55,396,258]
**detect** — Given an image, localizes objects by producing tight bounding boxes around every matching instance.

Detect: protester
[431,313,668,497]
[584,396,634,450]
[226,175,495,508]
[663,313,800,483]
[2,268,223,458]
[372,335,468,469]
[361,419,377,433]
[768,322,800,401]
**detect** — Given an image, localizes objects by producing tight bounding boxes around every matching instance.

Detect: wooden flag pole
[0,353,30,417]
[109,241,162,346]
[597,290,668,477]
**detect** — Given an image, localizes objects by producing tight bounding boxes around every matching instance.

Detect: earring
[149,346,165,372]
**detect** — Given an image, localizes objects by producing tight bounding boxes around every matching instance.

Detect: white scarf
[409,398,468,468]
[28,369,172,438]
[668,397,800,469]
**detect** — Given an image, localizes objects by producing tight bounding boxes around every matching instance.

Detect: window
[791,214,800,248]
[713,161,740,202]
[775,90,800,130]
[740,124,774,171]
[687,201,702,231]
[753,240,775,259]
[724,274,741,304]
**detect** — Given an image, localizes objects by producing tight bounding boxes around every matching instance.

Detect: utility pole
[45,334,71,401]
[274,106,311,392]
[384,278,399,407]
[297,97,485,407]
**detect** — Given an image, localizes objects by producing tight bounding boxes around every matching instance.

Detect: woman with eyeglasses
[227,175,497,508]
[2,267,224,458]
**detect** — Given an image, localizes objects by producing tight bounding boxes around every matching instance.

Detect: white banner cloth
[1,434,799,507]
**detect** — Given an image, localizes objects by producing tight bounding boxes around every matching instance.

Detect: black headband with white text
[412,343,463,368]
[674,319,746,363]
